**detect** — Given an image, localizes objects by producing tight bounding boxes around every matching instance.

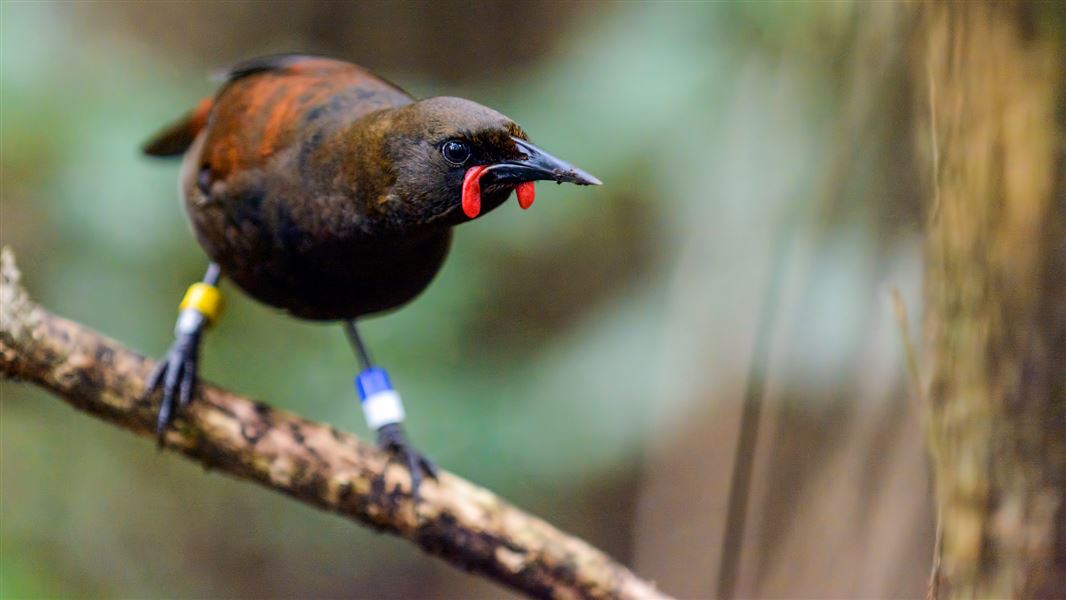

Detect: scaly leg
[143,263,223,446]
[344,320,438,501]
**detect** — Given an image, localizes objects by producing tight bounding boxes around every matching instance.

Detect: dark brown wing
[197,55,411,184]
[142,54,410,163]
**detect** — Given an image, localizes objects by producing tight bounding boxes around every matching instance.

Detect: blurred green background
[1,2,932,599]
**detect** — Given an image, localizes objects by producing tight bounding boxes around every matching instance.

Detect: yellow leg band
[179,283,224,326]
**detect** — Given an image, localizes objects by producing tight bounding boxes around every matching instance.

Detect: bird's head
[380,96,600,227]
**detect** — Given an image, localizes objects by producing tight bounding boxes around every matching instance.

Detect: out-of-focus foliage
[2,2,927,599]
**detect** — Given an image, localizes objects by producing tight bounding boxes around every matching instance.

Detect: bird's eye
[441,140,471,166]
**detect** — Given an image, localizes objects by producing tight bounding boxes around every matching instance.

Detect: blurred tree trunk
[913,2,1066,598]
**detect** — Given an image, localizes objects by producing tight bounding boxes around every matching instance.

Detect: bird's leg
[143,263,223,447]
[344,320,438,501]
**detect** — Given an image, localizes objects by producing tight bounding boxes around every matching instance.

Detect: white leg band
[362,390,405,430]
[174,308,206,336]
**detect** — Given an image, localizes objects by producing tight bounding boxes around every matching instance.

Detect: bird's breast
[183,148,451,321]
[179,64,450,320]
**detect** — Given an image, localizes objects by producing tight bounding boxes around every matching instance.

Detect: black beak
[485,138,602,186]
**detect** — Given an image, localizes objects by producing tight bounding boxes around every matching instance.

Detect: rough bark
[912,3,1066,598]
[0,247,669,600]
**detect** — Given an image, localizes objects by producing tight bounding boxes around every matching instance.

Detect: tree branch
[0,247,669,600]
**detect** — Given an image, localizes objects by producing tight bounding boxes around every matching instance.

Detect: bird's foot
[377,423,439,503]
[144,277,221,447]
[143,329,201,447]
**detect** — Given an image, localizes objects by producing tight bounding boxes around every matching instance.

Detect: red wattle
[516,181,536,209]
[462,165,490,219]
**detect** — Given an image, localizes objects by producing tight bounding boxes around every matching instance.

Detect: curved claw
[179,353,197,409]
[143,333,201,447]
[377,423,438,504]
[418,453,440,480]
[143,357,168,397]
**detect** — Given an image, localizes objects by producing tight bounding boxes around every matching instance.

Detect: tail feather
[142,97,213,157]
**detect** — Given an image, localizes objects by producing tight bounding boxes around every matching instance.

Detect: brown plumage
[143,55,599,476]
[146,54,598,320]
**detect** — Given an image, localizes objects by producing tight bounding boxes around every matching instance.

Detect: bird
[141,54,600,495]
